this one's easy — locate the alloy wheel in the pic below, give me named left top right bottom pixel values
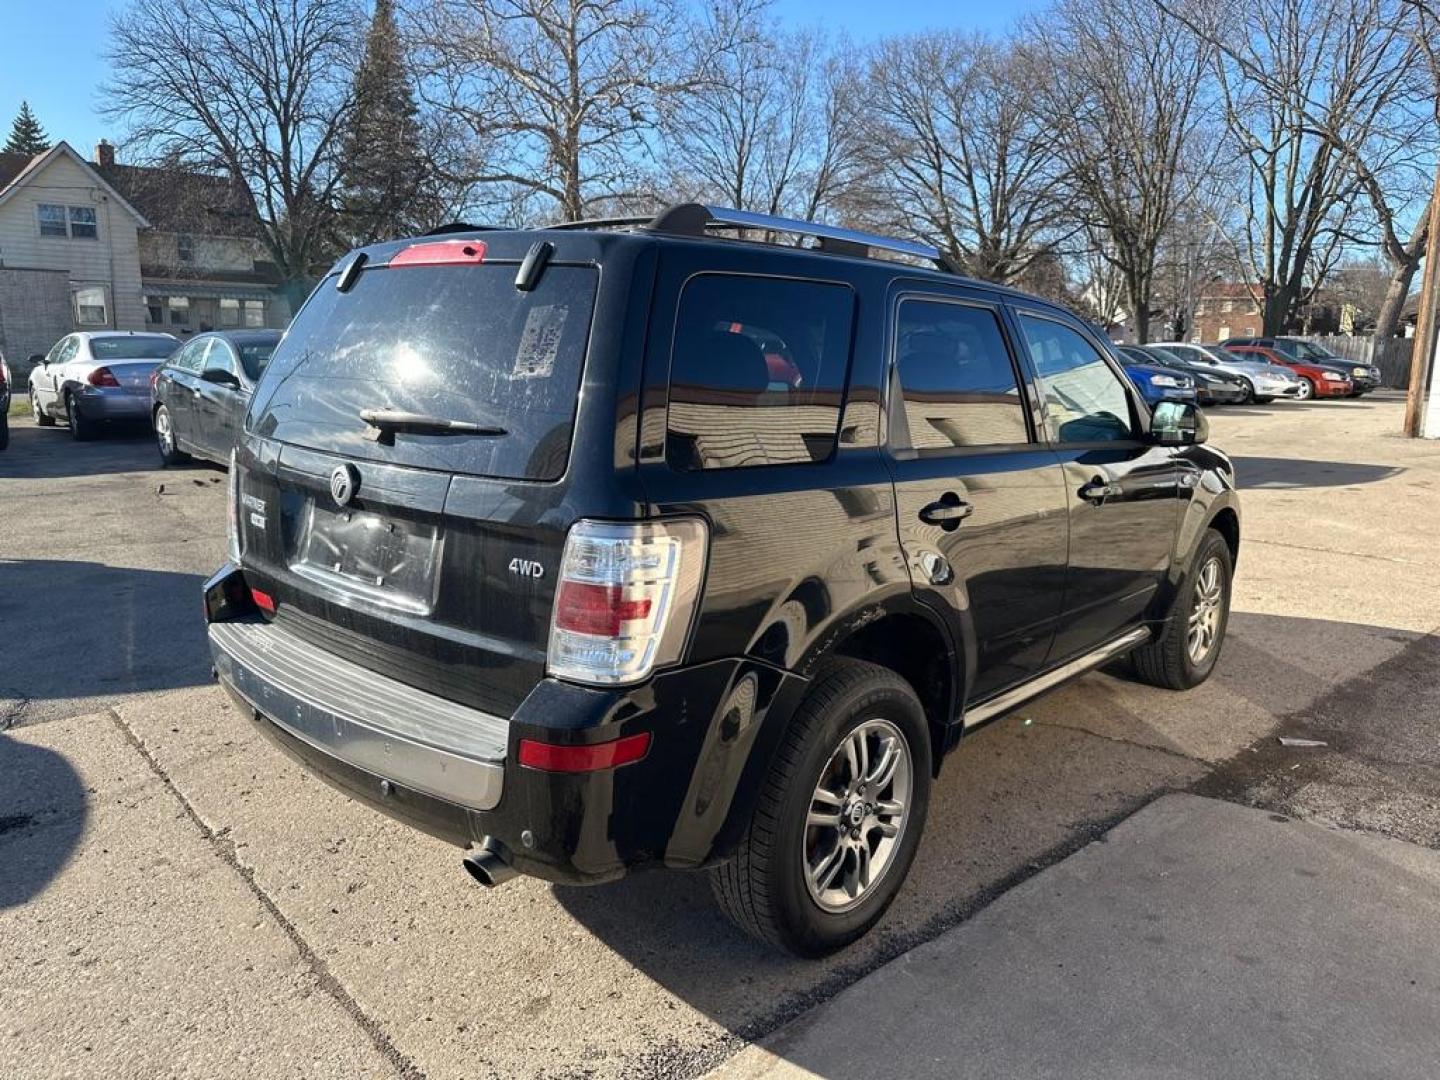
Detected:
left=155, top=407, right=174, bottom=455
left=1187, top=556, right=1224, bottom=664
left=1297, top=379, right=1314, bottom=400
left=802, top=718, right=913, bottom=913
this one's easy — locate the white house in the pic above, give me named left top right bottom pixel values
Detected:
left=0, top=142, right=149, bottom=371
left=0, top=140, right=289, bottom=379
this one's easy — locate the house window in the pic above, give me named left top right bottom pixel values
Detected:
left=243, top=300, right=265, bottom=328
left=219, top=298, right=241, bottom=327
left=145, top=296, right=164, bottom=324
left=74, top=286, right=108, bottom=326
left=38, top=203, right=68, bottom=237
left=177, top=235, right=194, bottom=263
left=69, top=206, right=98, bottom=239
left=1218, top=325, right=1231, bottom=340
left=1221, top=299, right=1234, bottom=313
left=1244, top=326, right=1256, bottom=335
left=169, top=297, right=191, bottom=326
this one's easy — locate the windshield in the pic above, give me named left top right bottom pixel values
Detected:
left=251, top=263, right=597, bottom=480
left=1292, top=341, right=1336, bottom=361
left=90, top=337, right=177, bottom=361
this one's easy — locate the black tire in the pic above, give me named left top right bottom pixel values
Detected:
left=1237, top=378, right=1254, bottom=404
left=66, top=393, right=97, bottom=441
left=1254, top=396, right=1274, bottom=404
left=153, top=404, right=189, bottom=466
left=1130, top=529, right=1233, bottom=691
left=32, top=393, right=56, bottom=427
left=0, top=413, right=8, bottom=451
left=710, top=659, right=932, bottom=957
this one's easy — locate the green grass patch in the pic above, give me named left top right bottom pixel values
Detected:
left=7, top=393, right=29, bottom=418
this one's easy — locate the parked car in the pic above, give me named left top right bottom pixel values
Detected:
left=203, top=206, right=1240, bottom=957
left=1225, top=344, right=1353, bottom=400
left=1116, top=355, right=1197, bottom=407
left=0, top=349, right=10, bottom=451
left=1222, top=336, right=1380, bottom=396
left=28, top=331, right=180, bottom=440
left=1147, top=341, right=1302, bottom=403
left=152, top=330, right=282, bottom=466
left=1118, top=345, right=1246, bottom=406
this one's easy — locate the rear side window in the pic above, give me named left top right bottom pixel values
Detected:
left=666, top=274, right=854, bottom=470
left=251, top=264, right=596, bottom=480
left=1017, top=314, right=1133, bottom=443
left=236, top=341, right=275, bottom=381
left=892, top=299, right=1028, bottom=451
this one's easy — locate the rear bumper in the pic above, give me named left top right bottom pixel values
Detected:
left=76, top=387, right=150, bottom=419
left=204, top=565, right=808, bottom=884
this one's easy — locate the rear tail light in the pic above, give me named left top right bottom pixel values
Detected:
left=149, top=368, right=160, bottom=390
left=88, top=367, right=120, bottom=387
left=225, top=450, right=242, bottom=563
left=547, top=518, right=708, bottom=686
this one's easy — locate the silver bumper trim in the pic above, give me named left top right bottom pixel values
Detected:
left=209, top=619, right=506, bottom=810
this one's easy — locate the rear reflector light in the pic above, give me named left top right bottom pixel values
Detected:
left=388, top=239, right=487, bottom=268
left=88, top=367, right=120, bottom=387
left=251, top=588, right=276, bottom=613
left=225, top=449, right=241, bottom=564
left=547, top=518, right=708, bottom=686
left=150, top=368, right=161, bottom=390
left=518, top=733, right=651, bottom=773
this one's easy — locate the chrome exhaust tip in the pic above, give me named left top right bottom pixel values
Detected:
left=462, top=840, right=517, bottom=888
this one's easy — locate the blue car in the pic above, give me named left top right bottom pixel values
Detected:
left=1118, top=358, right=1197, bottom=407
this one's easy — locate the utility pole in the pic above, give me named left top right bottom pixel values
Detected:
left=1404, top=162, right=1440, bottom=438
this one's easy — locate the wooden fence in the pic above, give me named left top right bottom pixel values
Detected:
left=1296, top=335, right=1414, bottom=389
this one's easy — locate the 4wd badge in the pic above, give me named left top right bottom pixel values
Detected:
left=508, top=557, right=545, bottom=579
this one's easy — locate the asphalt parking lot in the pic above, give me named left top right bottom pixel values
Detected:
left=3, top=392, right=1439, bottom=1079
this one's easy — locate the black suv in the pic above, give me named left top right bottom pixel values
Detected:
left=204, top=206, right=1240, bottom=956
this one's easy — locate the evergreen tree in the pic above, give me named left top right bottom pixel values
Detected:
left=338, top=0, right=436, bottom=244
left=4, top=101, right=50, bottom=157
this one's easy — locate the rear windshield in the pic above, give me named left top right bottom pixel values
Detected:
left=92, top=337, right=177, bottom=360
left=237, top=342, right=276, bottom=381
left=250, top=264, right=596, bottom=480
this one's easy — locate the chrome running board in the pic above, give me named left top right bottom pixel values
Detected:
left=962, top=626, right=1151, bottom=729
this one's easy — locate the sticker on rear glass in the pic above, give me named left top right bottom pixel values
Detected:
left=512, top=305, right=567, bottom=379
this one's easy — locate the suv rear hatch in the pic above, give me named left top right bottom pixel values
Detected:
left=237, top=245, right=600, bottom=717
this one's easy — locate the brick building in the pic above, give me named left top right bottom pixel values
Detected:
left=1188, top=282, right=1341, bottom=343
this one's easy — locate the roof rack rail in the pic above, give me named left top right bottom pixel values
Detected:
left=424, top=221, right=497, bottom=235
left=541, top=203, right=962, bottom=274
left=648, top=203, right=963, bottom=275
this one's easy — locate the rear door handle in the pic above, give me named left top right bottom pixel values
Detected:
left=1078, top=478, right=1122, bottom=504
left=919, top=498, right=973, bottom=529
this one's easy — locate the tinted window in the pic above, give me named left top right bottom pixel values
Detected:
left=207, top=341, right=238, bottom=376
left=893, top=300, right=1027, bottom=450
left=236, top=341, right=276, bottom=381
left=1018, top=315, right=1133, bottom=443
left=666, top=275, right=854, bottom=470
left=90, top=337, right=177, bottom=361
left=172, top=339, right=208, bottom=372
left=252, top=264, right=596, bottom=480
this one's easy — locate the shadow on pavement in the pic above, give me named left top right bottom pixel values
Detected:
left=0, top=412, right=161, bottom=480
left=0, top=559, right=212, bottom=725
left=0, top=734, right=87, bottom=909
left=552, top=611, right=1429, bottom=1065
left=1229, top=456, right=1403, bottom=489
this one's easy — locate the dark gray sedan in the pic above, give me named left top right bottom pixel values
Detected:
left=151, top=330, right=281, bottom=466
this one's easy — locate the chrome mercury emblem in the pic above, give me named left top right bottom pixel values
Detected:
left=330, top=464, right=359, bottom=507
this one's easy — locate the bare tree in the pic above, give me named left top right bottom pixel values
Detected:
left=105, top=0, right=358, bottom=303
left=1022, top=0, right=1213, bottom=343
left=662, top=2, right=862, bottom=222
left=1166, top=0, right=1424, bottom=335
left=409, top=0, right=690, bottom=222
left=856, top=32, right=1067, bottom=283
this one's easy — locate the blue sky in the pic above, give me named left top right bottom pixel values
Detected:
left=0, top=0, right=1042, bottom=157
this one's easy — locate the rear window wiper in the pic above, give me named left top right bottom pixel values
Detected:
left=359, top=408, right=508, bottom=445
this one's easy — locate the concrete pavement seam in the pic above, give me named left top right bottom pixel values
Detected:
left=1245, top=536, right=1428, bottom=567
left=1033, top=718, right=1209, bottom=765
left=105, top=705, right=426, bottom=1080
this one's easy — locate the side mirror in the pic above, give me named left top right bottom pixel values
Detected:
left=1150, top=400, right=1207, bottom=446
left=29, top=354, right=46, bottom=366
left=201, top=367, right=242, bottom=389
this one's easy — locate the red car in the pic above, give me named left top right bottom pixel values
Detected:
left=1227, top=344, right=1352, bottom=400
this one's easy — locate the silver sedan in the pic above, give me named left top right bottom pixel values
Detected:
left=28, top=331, right=180, bottom=440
